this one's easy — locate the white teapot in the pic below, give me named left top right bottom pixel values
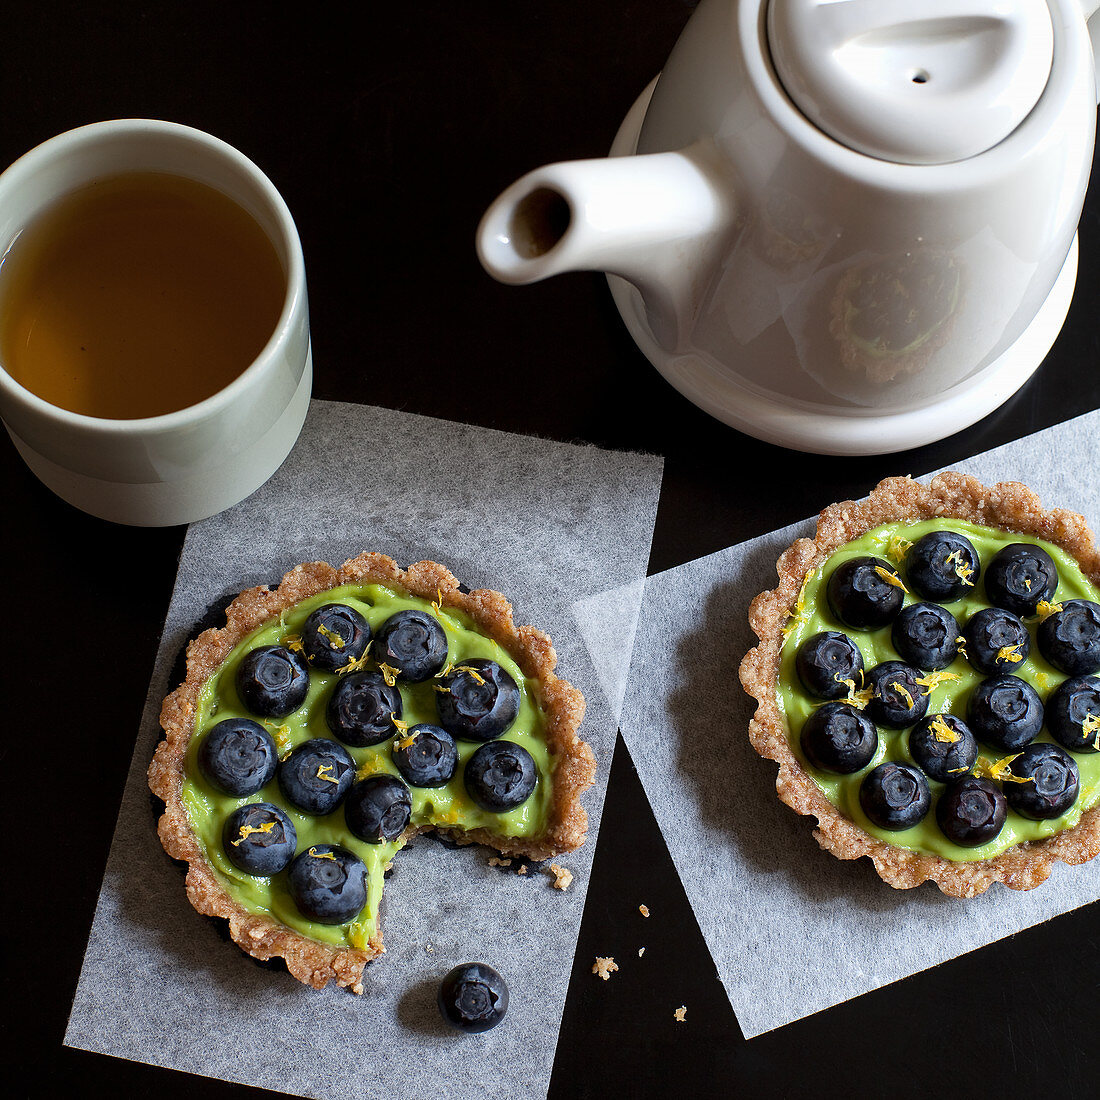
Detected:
left=477, top=0, right=1100, bottom=454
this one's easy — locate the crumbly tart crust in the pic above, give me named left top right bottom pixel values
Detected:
left=149, top=553, right=593, bottom=992
left=739, top=473, right=1100, bottom=898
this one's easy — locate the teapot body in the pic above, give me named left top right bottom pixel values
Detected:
left=632, top=0, right=1097, bottom=409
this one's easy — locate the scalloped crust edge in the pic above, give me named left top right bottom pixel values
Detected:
left=738, top=473, right=1100, bottom=898
left=148, top=553, right=594, bottom=992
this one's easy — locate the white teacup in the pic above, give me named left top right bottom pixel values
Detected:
left=0, top=119, right=311, bottom=526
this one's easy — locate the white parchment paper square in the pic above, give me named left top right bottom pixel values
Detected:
left=589, top=410, right=1100, bottom=1039
left=64, top=399, right=662, bottom=1098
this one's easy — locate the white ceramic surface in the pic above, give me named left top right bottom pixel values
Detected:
left=0, top=120, right=311, bottom=526
left=477, top=0, right=1100, bottom=453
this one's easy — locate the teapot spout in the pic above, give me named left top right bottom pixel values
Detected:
left=476, top=146, right=732, bottom=351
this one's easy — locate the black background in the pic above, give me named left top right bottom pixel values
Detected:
left=2, top=3, right=1097, bottom=1097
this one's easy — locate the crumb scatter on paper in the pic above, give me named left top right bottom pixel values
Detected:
left=592, top=957, right=619, bottom=981
left=548, top=863, right=573, bottom=890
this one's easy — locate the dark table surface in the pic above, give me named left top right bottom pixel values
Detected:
left=3, top=3, right=1098, bottom=1097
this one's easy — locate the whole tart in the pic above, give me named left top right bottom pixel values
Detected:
left=149, top=552, right=593, bottom=992
left=740, top=473, right=1100, bottom=897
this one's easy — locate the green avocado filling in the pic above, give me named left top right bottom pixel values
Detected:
left=778, top=520, right=1100, bottom=862
left=181, top=584, right=554, bottom=949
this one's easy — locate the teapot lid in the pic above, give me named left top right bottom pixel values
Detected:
left=767, top=0, right=1054, bottom=165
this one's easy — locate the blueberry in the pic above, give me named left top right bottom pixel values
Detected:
left=437, top=962, right=509, bottom=1033
left=301, top=603, right=371, bottom=672
left=935, top=777, right=1007, bottom=846
left=344, top=774, right=412, bottom=843
left=859, top=761, right=930, bottom=830
left=374, top=609, right=449, bottom=682
left=437, top=659, right=520, bottom=741
left=1037, top=600, right=1100, bottom=676
left=799, top=703, right=877, bottom=774
left=198, top=717, right=278, bottom=796
left=826, top=556, right=905, bottom=630
left=1004, top=743, right=1080, bottom=820
left=286, top=844, right=368, bottom=924
left=222, top=802, right=297, bottom=875
left=277, top=737, right=355, bottom=815
left=905, top=531, right=980, bottom=603
left=464, top=740, right=537, bottom=812
left=967, top=675, right=1044, bottom=751
left=891, top=603, right=960, bottom=671
left=1046, top=676, right=1100, bottom=753
left=962, top=607, right=1030, bottom=675
left=392, top=723, right=459, bottom=786
left=235, top=644, right=310, bottom=717
left=984, top=543, right=1058, bottom=617
left=327, top=671, right=403, bottom=747
left=908, top=714, right=978, bottom=782
left=795, top=631, right=864, bottom=699
left=864, top=661, right=929, bottom=728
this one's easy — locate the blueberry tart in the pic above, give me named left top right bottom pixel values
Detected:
left=740, top=474, right=1100, bottom=897
left=149, top=553, right=593, bottom=991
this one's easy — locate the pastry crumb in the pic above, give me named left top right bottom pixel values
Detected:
left=673, top=1005, right=687, bottom=1023
left=638, top=904, right=650, bottom=918
left=548, top=863, right=573, bottom=890
left=638, top=947, right=646, bottom=957
left=425, top=944, right=434, bottom=954
left=517, top=864, right=527, bottom=875
left=488, top=857, right=512, bottom=867
left=592, top=957, right=619, bottom=981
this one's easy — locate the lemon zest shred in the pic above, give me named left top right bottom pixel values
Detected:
left=431, top=587, right=444, bottom=615
left=1024, top=577, right=1032, bottom=591
left=944, top=549, right=975, bottom=586
left=231, top=821, right=276, bottom=846
left=782, top=574, right=813, bottom=638
left=914, top=670, right=961, bottom=694
left=955, top=635, right=968, bottom=660
left=308, top=847, right=338, bottom=861
left=339, top=650, right=372, bottom=675
left=391, top=714, right=409, bottom=732
left=315, top=763, right=340, bottom=785
left=1081, top=712, right=1100, bottom=749
left=379, top=661, right=400, bottom=687
left=284, top=633, right=305, bottom=654
left=832, top=673, right=872, bottom=709
left=889, top=681, right=915, bottom=709
left=885, top=534, right=913, bottom=565
left=452, top=664, right=487, bottom=685
left=929, top=715, right=960, bottom=744
left=996, top=644, right=1024, bottom=665
left=316, top=623, right=345, bottom=650
left=873, top=566, right=908, bottom=593
left=974, top=754, right=1033, bottom=784
left=355, top=756, right=386, bottom=780
left=395, top=731, right=418, bottom=750
left=1036, top=600, right=1064, bottom=622
left=264, top=722, right=293, bottom=758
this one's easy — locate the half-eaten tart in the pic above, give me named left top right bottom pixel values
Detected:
left=149, top=553, right=594, bottom=992
left=740, top=473, right=1100, bottom=898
